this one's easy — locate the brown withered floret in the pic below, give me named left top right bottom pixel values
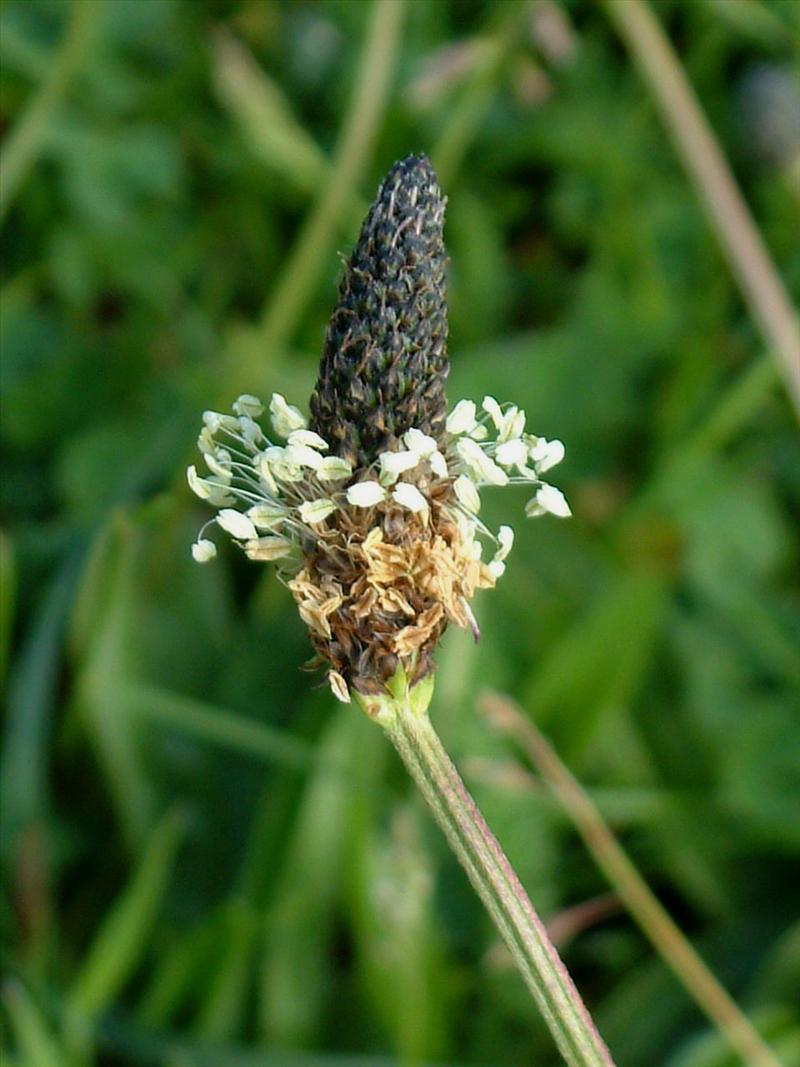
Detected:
left=296, top=153, right=464, bottom=692
left=287, top=463, right=494, bottom=694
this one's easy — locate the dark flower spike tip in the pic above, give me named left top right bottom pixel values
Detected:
left=309, top=154, right=449, bottom=469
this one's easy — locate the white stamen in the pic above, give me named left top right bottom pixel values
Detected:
left=187, top=465, right=234, bottom=506
left=232, top=394, right=264, bottom=418
left=530, top=437, right=565, bottom=473
left=329, top=671, right=351, bottom=704
left=187, top=464, right=209, bottom=499
left=197, top=427, right=216, bottom=455
left=262, top=446, right=303, bottom=483
left=482, top=396, right=504, bottom=429
left=273, top=463, right=304, bottom=484
left=317, top=456, right=353, bottom=481
left=463, top=599, right=481, bottom=642
left=392, top=482, right=428, bottom=513
left=497, top=406, right=525, bottom=442
left=244, top=536, right=294, bottom=561
left=247, top=503, right=287, bottom=530
left=404, top=428, right=438, bottom=457
left=288, top=429, right=329, bottom=451
left=457, top=438, right=509, bottom=486
left=495, top=525, right=514, bottom=561
left=269, top=393, right=306, bottom=438
left=379, top=449, right=420, bottom=483
left=284, top=444, right=323, bottom=470
left=299, top=499, right=337, bottom=524
left=515, top=464, right=539, bottom=481
left=495, top=439, right=528, bottom=468
left=454, top=474, right=481, bottom=513
left=238, top=415, right=264, bottom=449
left=529, top=483, right=571, bottom=518
left=446, top=399, right=477, bottom=435
left=454, top=510, right=476, bottom=545
left=204, top=449, right=233, bottom=480
left=488, top=560, right=506, bottom=579
left=203, top=411, right=239, bottom=434
left=217, top=509, right=258, bottom=540
left=429, top=450, right=448, bottom=478
left=192, top=539, right=217, bottom=563
left=346, top=481, right=386, bottom=507
left=256, top=454, right=279, bottom=494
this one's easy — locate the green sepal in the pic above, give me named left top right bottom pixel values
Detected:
left=352, top=662, right=435, bottom=727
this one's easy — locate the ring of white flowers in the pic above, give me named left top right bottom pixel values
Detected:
left=188, top=392, right=571, bottom=574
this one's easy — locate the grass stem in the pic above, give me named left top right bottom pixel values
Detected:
left=252, top=0, right=405, bottom=372
left=605, top=0, right=800, bottom=416
left=431, top=2, right=524, bottom=187
left=480, top=691, right=782, bottom=1067
left=0, top=0, right=95, bottom=227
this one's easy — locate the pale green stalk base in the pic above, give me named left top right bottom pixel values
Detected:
left=356, top=675, right=614, bottom=1067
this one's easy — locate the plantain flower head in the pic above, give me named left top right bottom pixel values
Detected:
left=187, top=155, right=569, bottom=708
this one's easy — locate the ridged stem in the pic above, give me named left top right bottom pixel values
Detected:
left=382, top=698, right=615, bottom=1067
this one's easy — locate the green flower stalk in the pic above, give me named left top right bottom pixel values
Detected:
left=186, top=155, right=612, bottom=1067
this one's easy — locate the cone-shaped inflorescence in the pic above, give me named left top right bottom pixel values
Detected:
left=309, top=154, right=449, bottom=469
left=189, top=154, right=572, bottom=700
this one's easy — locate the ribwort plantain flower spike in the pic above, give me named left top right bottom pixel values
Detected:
left=310, top=154, right=449, bottom=467
left=187, top=155, right=570, bottom=708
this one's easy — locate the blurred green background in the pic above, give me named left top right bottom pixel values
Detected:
left=2, top=1, right=799, bottom=1065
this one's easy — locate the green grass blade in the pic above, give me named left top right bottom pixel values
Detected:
left=2, top=981, right=66, bottom=1067
left=211, top=27, right=363, bottom=223
left=65, top=808, right=185, bottom=1025
left=482, top=692, right=783, bottom=1067
left=1, top=549, right=83, bottom=851
left=0, top=0, right=95, bottom=225
left=123, top=682, right=314, bottom=770
left=0, top=528, right=15, bottom=684
left=259, top=708, right=372, bottom=1045
left=72, top=516, right=157, bottom=845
